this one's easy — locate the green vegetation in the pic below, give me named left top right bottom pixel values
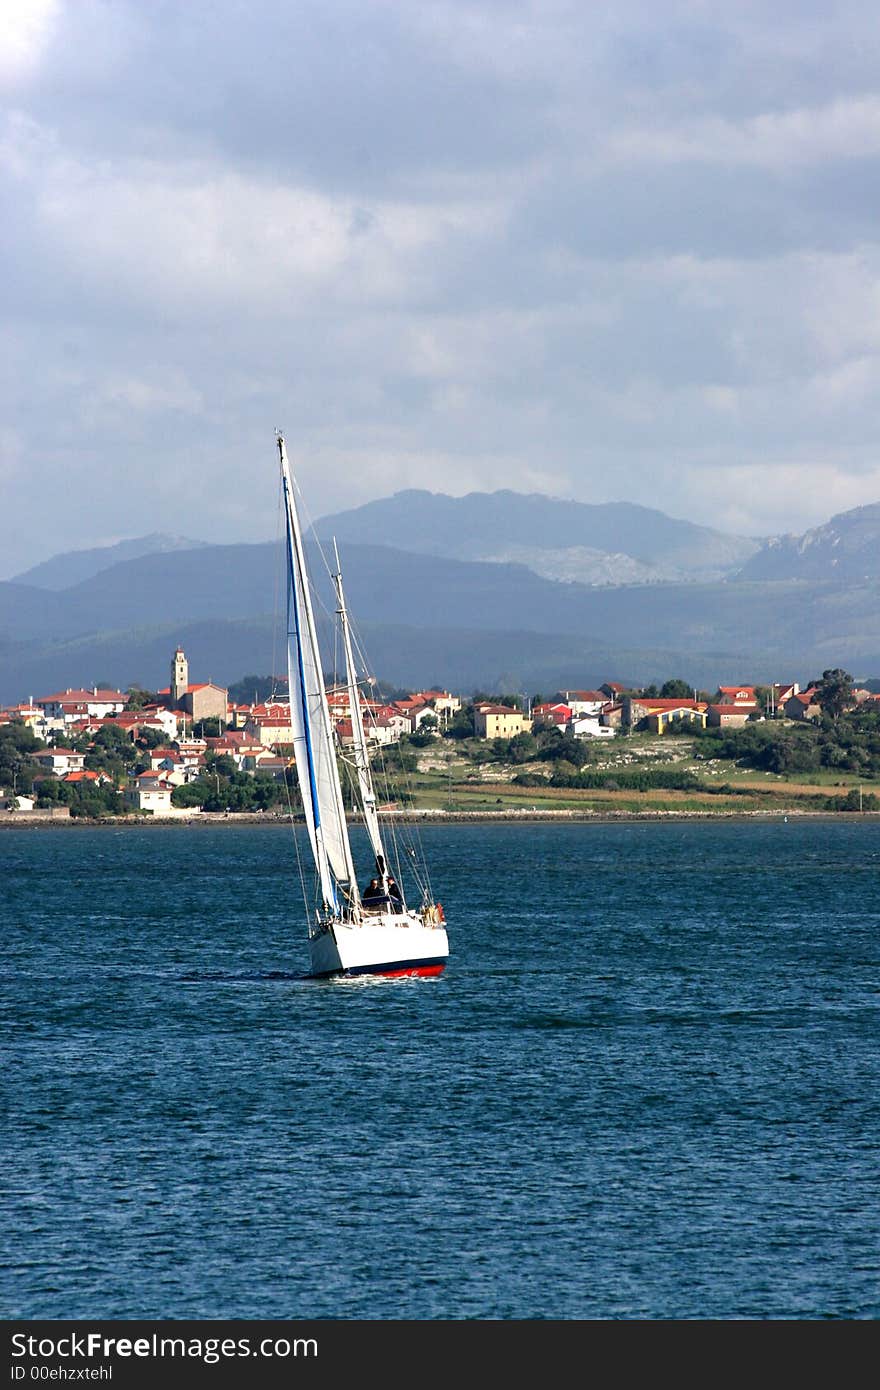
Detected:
left=811, top=668, right=857, bottom=721
left=370, top=698, right=880, bottom=815
left=0, top=722, right=43, bottom=796
left=170, top=769, right=289, bottom=813
left=690, top=705, right=880, bottom=778
left=124, top=686, right=159, bottom=709
left=226, top=674, right=288, bottom=705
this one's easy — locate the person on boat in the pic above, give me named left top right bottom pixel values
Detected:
left=362, top=877, right=383, bottom=909
left=388, top=876, right=403, bottom=905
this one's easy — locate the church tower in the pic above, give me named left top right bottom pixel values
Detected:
left=171, top=646, right=189, bottom=705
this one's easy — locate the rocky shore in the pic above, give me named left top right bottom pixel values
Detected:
left=3, top=806, right=877, bottom=828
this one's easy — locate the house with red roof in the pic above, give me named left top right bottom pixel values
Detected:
left=147, top=751, right=191, bottom=785
left=532, top=702, right=572, bottom=727
left=245, top=713, right=295, bottom=748
left=371, top=707, right=409, bottom=741
left=625, top=696, right=708, bottom=731
left=252, top=755, right=292, bottom=780
left=715, top=685, right=758, bottom=705
left=769, top=682, right=799, bottom=709
left=417, top=690, right=461, bottom=718
left=2, top=703, right=46, bottom=729
left=555, top=690, right=608, bottom=715
left=62, top=769, right=114, bottom=788
left=33, top=748, right=87, bottom=775
left=473, top=705, right=531, bottom=739
left=406, top=703, right=440, bottom=731
left=37, top=688, right=127, bottom=720
left=600, top=703, right=624, bottom=728
left=123, top=770, right=186, bottom=815
left=206, top=731, right=267, bottom=766
left=784, top=689, right=821, bottom=721
left=172, top=739, right=207, bottom=766
left=707, top=703, right=758, bottom=728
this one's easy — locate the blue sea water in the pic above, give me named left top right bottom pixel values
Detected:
left=1, top=818, right=878, bottom=1320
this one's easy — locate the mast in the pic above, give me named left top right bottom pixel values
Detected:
left=277, top=434, right=359, bottom=914
left=332, top=541, right=386, bottom=874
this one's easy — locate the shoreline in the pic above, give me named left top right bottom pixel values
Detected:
left=2, top=807, right=879, bottom=829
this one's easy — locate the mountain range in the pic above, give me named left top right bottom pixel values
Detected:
left=736, top=503, right=880, bottom=582
left=1, top=493, right=878, bottom=703
left=13, top=533, right=208, bottom=591
left=314, top=490, right=761, bottom=585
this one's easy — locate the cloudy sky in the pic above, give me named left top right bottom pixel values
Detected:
left=3, top=0, right=880, bottom=578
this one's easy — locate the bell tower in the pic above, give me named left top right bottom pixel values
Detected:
left=171, top=646, right=189, bottom=704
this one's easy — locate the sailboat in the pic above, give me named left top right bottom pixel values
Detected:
left=277, top=433, right=450, bottom=979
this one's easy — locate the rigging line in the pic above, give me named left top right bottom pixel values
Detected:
left=367, top=723, right=431, bottom=903
left=292, top=474, right=338, bottom=583
left=348, top=652, right=432, bottom=901
left=283, top=762, right=314, bottom=930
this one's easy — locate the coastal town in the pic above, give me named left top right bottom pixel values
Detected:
left=2, top=644, right=878, bottom=820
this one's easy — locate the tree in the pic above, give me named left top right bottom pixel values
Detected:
left=0, top=722, right=43, bottom=795
left=409, top=714, right=438, bottom=747
left=136, top=727, right=166, bottom=750
left=444, top=707, right=475, bottom=740
left=754, top=685, right=773, bottom=715
left=227, top=674, right=289, bottom=705
left=195, top=717, right=223, bottom=738
left=171, top=779, right=213, bottom=809
left=507, top=731, right=537, bottom=764
left=541, top=731, right=590, bottom=768
left=813, top=669, right=855, bottom=721
left=125, top=687, right=159, bottom=710
left=660, top=678, right=692, bottom=699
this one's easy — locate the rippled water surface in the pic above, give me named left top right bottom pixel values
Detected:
left=2, top=819, right=879, bottom=1318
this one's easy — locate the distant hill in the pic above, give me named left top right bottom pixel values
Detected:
left=1, top=533, right=879, bottom=703
left=2, top=491, right=879, bottom=704
left=314, top=489, right=761, bottom=584
left=0, top=618, right=768, bottom=709
left=12, top=533, right=208, bottom=590
left=737, top=503, right=880, bottom=581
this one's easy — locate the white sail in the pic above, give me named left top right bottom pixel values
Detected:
left=275, top=431, right=449, bottom=979
left=278, top=435, right=358, bottom=911
left=333, top=548, right=385, bottom=870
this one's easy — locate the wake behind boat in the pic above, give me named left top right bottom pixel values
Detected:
left=277, top=433, right=449, bottom=979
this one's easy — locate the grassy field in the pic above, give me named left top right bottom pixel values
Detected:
left=381, top=733, right=875, bottom=814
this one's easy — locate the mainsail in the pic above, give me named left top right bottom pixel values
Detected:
left=278, top=434, right=358, bottom=911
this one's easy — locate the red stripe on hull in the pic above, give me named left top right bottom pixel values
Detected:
left=313, top=957, right=447, bottom=981
left=378, top=963, right=445, bottom=978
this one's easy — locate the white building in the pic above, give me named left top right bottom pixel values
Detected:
left=570, top=716, right=615, bottom=739
left=37, top=688, right=128, bottom=720
left=124, top=773, right=178, bottom=815
left=33, top=748, right=87, bottom=775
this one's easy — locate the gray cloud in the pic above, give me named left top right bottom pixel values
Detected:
left=3, top=0, right=880, bottom=576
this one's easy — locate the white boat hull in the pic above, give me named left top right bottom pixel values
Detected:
left=308, top=911, right=449, bottom=978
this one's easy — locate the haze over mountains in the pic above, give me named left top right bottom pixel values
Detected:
left=736, top=503, right=880, bottom=582
left=13, top=534, right=208, bottom=591
left=315, top=490, right=761, bottom=585
left=2, top=491, right=878, bottom=704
